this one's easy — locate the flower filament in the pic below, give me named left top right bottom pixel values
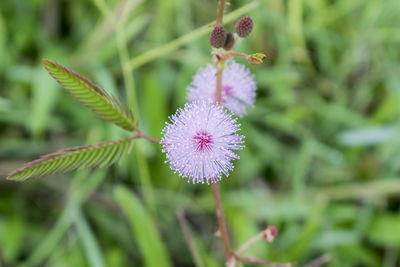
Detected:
left=193, top=130, right=213, bottom=152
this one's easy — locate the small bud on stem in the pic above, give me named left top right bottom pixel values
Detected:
left=263, top=225, right=278, bottom=242
left=235, top=16, right=253, bottom=37
left=248, top=53, right=266, bottom=65
left=210, top=25, right=226, bottom=48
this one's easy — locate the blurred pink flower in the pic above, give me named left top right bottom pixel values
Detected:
left=187, top=61, right=256, bottom=117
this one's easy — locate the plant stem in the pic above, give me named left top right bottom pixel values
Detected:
left=141, top=135, right=160, bottom=144
left=210, top=1, right=233, bottom=263
left=222, top=52, right=249, bottom=61
left=216, top=0, right=226, bottom=25
left=211, top=183, right=232, bottom=260
left=235, top=230, right=265, bottom=255
left=215, top=65, right=223, bottom=104
left=214, top=0, right=227, bottom=104
left=136, top=131, right=160, bottom=144
left=235, top=255, right=292, bottom=267
left=304, top=254, right=331, bottom=267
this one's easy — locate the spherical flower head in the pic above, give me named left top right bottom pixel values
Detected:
left=210, top=25, right=226, bottom=48
left=235, top=16, right=253, bottom=37
left=161, top=101, right=244, bottom=184
left=187, top=61, right=256, bottom=117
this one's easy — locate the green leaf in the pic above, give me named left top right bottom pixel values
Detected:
left=368, top=214, right=400, bottom=247
left=43, top=58, right=136, bottom=131
left=6, top=137, right=134, bottom=181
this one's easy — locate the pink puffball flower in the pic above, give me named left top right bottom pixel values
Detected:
left=161, top=101, right=244, bottom=184
left=187, top=61, right=256, bottom=117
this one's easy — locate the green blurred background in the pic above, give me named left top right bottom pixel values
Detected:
left=1, top=0, right=400, bottom=266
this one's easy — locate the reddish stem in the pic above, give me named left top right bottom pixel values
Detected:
left=216, top=0, right=226, bottom=26
left=211, top=183, right=232, bottom=260
left=235, top=231, right=265, bottom=255
left=222, top=52, right=249, bottom=61
left=235, top=255, right=292, bottom=267
left=215, top=66, right=223, bottom=104
left=136, top=131, right=160, bottom=144
left=211, top=1, right=233, bottom=264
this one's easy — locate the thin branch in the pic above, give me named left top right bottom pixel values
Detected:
left=226, top=256, right=236, bottom=267
left=211, top=183, right=232, bottom=260
left=221, top=52, right=249, bottom=61
left=236, top=255, right=293, bottom=267
left=235, top=225, right=277, bottom=255
left=215, top=66, right=223, bottom=104
left=176, top=209, right=205, bottom=267
left=136, top=131, right=160, bottom=144
left=304, top=254, right=331, bottom=267
left=235, top=231, right=265, bottom=255
left=211, top=1, right=232, bottom=263
left=216, top=0, right=226, bottom=25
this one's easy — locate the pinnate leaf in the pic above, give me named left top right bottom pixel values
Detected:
left=7, top=138, right=135, bottom=181
left=43, top=58, right=136, bottom=131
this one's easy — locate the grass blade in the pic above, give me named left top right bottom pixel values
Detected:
left=22, top=170, right=106, bottom=267
left=75, top=208, right=106, bottom=267
left=114, top=185, right=172, bottom=267
left=126, top=1, right=259, bottom=70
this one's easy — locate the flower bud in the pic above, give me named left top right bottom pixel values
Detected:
left=248, top=53, right=266, bottom=65
left=235, top=16, right=253, bottom=37
left=263, top=225, right=278, bottom=242
left=210, top=25, right=226, bottom=48
left=223, top=32, right=235, bottom=50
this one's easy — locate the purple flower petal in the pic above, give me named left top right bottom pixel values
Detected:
left=161, top=101, right=244, bottom=184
